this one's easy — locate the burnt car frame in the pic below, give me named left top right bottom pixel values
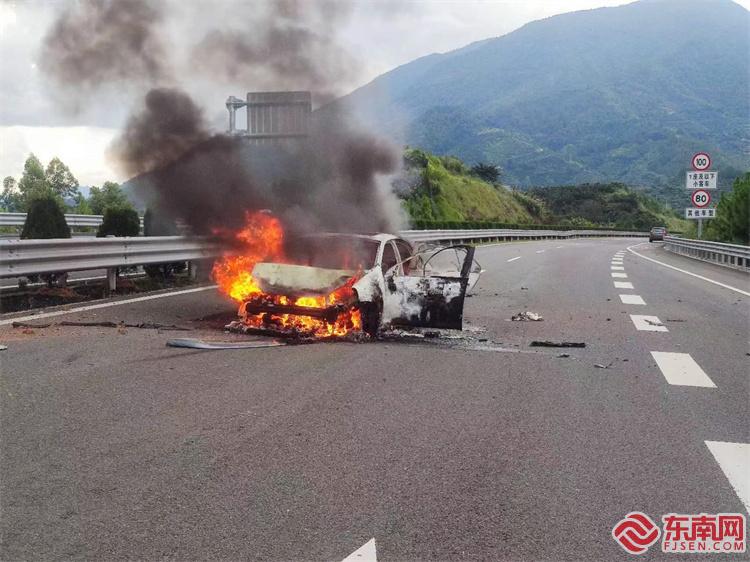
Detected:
left=245, top=233, right=482, bottom=336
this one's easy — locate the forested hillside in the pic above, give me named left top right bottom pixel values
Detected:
left=335, top=0, right=749, bottom=190
left=395, top=149, right=689, bottom=232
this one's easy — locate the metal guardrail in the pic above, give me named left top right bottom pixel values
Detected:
left=401, top=228, right=647, bottom=243
left=663, top=236, right=750, bottom=272
left=0, top=229, right=647, bottom=280
left=0, top=236, right=219, bottom=279
left=0, top=212, right=106, bottom=228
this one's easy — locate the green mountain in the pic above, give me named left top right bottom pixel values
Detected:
left=337, top=0, right=749, bottom=190
left=397, top=148, right=690, bottom=232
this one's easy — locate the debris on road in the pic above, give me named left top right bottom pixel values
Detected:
left=645, top=318, right=665, bottom=327
left=530, top=341, right=586, bottom=348
left=511, top=311, right=543, bottom=321
left=594, top=362, right=613, bottom=369
left=0, top=344, right=7, bottom=351
left=166, top=338, right=285, bottom=350
left=557, top=353, right=570, bottom=358
left=11, top=321, right=52, bottom=329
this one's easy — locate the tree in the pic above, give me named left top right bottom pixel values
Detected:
left=21, top=194, right=71, bottom=239
left=705, top=173, right=750, bottom=244
left=72, top=192, right=92, bottom=214
left=1, top=176, right=23, bottom=212
left=45, top=157, right=80, bottom=199
left=470, top=163, right=501, bottom=185
left=97, top=207, right=140, bottom=237
left=88, top=181, right=131, bottom=214
left=17, top=154, right=51, bottom=203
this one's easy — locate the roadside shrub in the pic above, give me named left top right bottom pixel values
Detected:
left=440, top=155, right=468, bottom=175
left=403, top=148, right=429, bottom=169
left=21, top=194, right=71, bottom=239
left=97, top=207, right=140, bottom=237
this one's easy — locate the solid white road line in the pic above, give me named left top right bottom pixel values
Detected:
left=507, top=256, right=521, bottom=262
left=705, top=441, right=750, bottom=514
left=628, top=243, right=750, bottom=297
left=620, top=294, right=646, bottom=305
left=614, top=281, right=634, bottom=289
left=611, top=272, right=628, bottom=278
left=0, top=285, right=219, bottom=326
left=342, top=539, right=377, bottom=562
left=630, top=315, right=668, bottom=332
left=611, top=266, right=625, bottom=271
left=651, top=352, right=716, bottom=387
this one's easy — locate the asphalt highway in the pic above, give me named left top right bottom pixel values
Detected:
left=1, top=238, right=748, bottom=561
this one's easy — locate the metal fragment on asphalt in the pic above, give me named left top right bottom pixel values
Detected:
left=530, top=341, right=586, bottom=348
left=511, top=311, right=543, bottom=321
left=166, top=338, right=286, bottom=350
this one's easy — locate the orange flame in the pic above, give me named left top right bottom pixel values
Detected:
left=212, top=211, right=285, bottom=301
left=212, top=211, right=362, bottom=338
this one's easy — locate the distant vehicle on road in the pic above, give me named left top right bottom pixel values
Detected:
left=649, top=226, right=667, bottom=242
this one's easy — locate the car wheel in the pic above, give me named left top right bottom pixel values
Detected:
left=359, top=301, right=381, bottom=337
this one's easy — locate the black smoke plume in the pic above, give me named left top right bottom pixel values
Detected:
left=192, top=1, right=356, bottom=103
left=40, top=0, right=403, bottom=244
left=40, top=0, right=171, bottom=92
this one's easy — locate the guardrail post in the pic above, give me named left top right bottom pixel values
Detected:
left=106, top=268, right=117, bottom=293
left=187, top=260, right=198, bottom=280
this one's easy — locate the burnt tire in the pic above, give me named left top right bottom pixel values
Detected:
left=359, top=302, right=381, bottom=337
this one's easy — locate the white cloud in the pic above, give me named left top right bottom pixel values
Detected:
left=0, top=126, right=121, bottom=186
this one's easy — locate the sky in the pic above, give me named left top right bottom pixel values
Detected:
left=1, top=0, right=748, bottom=187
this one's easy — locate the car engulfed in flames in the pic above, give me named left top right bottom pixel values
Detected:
left=212, top=211, right=481, bottom=339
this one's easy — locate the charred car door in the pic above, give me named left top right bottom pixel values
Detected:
left=381, top=244, right=477, bottom=330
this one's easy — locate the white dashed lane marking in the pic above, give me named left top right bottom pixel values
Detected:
left=630, top=315, right=668, bottom=332
left=0, top=285, right=219, bottom=326
left=536, top=250, right=545, bottom=254
left=507, top=256, right=521, bottom=262
left=342, top=539, right=377, bottom=562
left=614, top=281, right=634, bottom=289
left=651, top=352, right=715, bottom=387
left=705, top=441, right=750, bottom=514
left=611, top=266, right=624, bottom=271
left=620, top=294, right=646, bottom=305
left=611, top=272, right=628, bottom=278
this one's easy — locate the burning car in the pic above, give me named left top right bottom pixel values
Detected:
left=212, top=212, right=481, bottom=339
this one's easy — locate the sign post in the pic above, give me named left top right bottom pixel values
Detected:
left=686, top=153, right=717, bottom=239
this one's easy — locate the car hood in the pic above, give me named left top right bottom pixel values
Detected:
left=251, top=262, right=359, bottom=297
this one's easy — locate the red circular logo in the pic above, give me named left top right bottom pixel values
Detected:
left=692, top=152, right=711, bottom=171
left=612, top=512, right=661, bottom=554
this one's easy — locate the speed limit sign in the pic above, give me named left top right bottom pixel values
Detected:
left=692, top=152, right=711, bottom=171
left=692, top=189, right=711, bottom=207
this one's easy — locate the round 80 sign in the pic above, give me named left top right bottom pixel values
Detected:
left=692, top=189, right=711, bottom=208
